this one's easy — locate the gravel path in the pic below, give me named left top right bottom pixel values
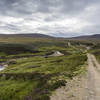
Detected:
left=50, top=53, right=100, bottom=100
left=87, top=54, right=100, bottom=100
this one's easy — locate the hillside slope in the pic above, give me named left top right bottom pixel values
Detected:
left=0, top=33, right=53, bottom=38
left=71, top=34, right=100, bottom=40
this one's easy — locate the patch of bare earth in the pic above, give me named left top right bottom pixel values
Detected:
left=51, top=54, right=100, bottom=100
left=87, top=54, right=100, bottom=100
left=50, top=75, right=88, bottom=100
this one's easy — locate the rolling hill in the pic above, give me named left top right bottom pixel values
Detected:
left=71, top=34, right=100, bottom=40
left=0, top=33, right=53, bottom=38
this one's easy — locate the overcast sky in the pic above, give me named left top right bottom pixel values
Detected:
left=0, top=0, right=100, bottom=37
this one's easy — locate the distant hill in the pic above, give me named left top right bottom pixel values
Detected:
left=71, top=34, right=100, bottom=40
left=1, top=33, right=100, bottom=40
left=0, top=33, right=54, bottom=38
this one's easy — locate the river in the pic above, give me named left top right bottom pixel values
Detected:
left=0, top=66, right=5, bottom=71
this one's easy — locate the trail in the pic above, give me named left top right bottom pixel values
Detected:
left=87, top=54, right=100, bottom=100
left=51, top=54, right=100, bottom=100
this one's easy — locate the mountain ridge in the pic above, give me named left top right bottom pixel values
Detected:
left=0, top=33, right=100, bottom=40
left=70, top=34, right=100, bottom=40
left=0, top=33, right=54, bottom=38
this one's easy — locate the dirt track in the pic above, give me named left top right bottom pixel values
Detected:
left=87, top=54, right=100, bottom=100
left=51, top=54, right=100, bottom=100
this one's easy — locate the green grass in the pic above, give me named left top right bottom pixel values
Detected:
left=0, top=79, right=37, bottom=100
left=0, top=53, right=87, bottom=100
left=0, top=39, right=87, bottom=100
left=1, top=54, right=87, bottom=74
left=89, top=43, right=100, bottom=62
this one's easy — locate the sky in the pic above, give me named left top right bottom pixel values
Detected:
left=0, top=0, right=100, bottom=37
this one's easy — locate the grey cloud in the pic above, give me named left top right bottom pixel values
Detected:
left=0, top=24, right=20, bottom=31
left=0, top=0, right=99, bottom=17
left=82, top=24, right=100, bottom=34
left=0, top=0, right=100, bottom=36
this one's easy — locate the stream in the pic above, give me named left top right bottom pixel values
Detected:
left=0, top=66, right=5, bottom=71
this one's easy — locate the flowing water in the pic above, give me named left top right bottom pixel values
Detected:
left=0, top=66, right=5, bottom=71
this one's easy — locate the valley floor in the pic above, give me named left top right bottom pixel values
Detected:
left=51, top=53, right=100, bottom=100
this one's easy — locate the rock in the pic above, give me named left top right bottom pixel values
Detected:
left=50, top=51, right=64, bottom=57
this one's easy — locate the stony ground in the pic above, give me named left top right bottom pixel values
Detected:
left=50, top=73, right=88, bottom=100
left=51, top=53, right=100, bottom=100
